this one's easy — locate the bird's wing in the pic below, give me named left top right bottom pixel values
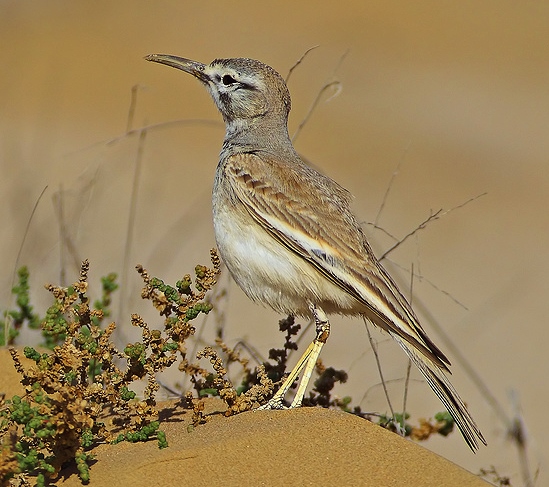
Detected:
left=223, top=151, right=486, bottom=450
left=222, top=151, right=449, bottom=368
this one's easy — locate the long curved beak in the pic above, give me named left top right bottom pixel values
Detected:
left=144, top=54, right=209, bottom=83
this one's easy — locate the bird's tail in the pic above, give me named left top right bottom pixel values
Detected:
left=390, top=334, right=486, bottom=451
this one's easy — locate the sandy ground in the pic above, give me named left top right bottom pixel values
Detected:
left=0, top=350, right=490, bottom=486
left=2, top=2, right=548, bottom=486
left=56, top=407, right=492, bottom=487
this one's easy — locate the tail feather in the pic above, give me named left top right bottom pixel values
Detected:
left=391, top=334, right=486, bottom=451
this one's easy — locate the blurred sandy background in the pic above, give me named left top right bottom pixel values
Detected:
left=1, top=1, right=548, bottom=485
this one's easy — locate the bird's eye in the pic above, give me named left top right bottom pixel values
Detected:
left=222, top=74, right=237, bottom=85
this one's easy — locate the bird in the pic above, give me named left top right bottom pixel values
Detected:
left=145, top=53, right=486, bottom=451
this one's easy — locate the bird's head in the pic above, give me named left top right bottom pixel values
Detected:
left=145, top=54, right=291, bottom=128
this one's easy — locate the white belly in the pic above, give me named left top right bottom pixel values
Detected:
left=212, top=204, right=359, bottom=317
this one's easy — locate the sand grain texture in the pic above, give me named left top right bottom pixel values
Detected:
left=55, top=404, right=490, bottom=487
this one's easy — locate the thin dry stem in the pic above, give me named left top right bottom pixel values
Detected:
left=285, top=45, right=320, bottom=83
left=379, top=192, right=487, bottom=261
left=374, top=143, right=410, bottom=227
left=292, top=50, right=348, bottom=143
left=363, top=319, right=395, bottom=421
left=119, top=128, right=148, bottom=324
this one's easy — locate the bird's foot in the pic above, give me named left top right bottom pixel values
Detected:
left=256, top=398, right=287, bottom=410
left=256, top=396, right=303, bottom=410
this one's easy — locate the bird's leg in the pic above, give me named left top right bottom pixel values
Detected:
left=291, top=305, right=330, bottom=407
left=257, top=305, right=330, bottom=410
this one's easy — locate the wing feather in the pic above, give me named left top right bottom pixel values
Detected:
left=222, top=151, right=449, bottom=368
left=219, top=150, right=486, bottom=449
